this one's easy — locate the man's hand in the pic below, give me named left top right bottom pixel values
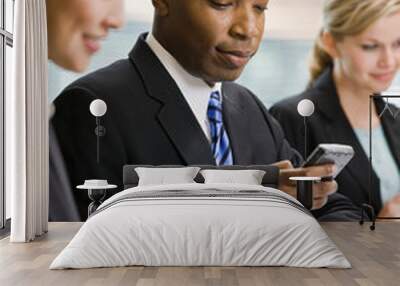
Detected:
left=378, top=194, right=400, bottom=217
left=273, top=160, right=338, bottom=210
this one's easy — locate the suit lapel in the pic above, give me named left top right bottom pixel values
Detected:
left=221, top=83, right=250, bottom=164
left=129, top=34, right=214, bottom=165
left=313, top=70, right=379, bottom=204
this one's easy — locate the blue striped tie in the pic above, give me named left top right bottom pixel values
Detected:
left=207, top=91, right=233, bottom=165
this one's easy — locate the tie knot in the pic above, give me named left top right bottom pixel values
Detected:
left=207, top=91, right=223, bottom=121
left=209, top=91, right=221, bottom=104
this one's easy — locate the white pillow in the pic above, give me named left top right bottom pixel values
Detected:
left=200, top=169, right=266, bottom=185
left=135, top=167, right=200, bottom=186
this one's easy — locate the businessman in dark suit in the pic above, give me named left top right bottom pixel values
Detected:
left=51, top=0, right=357, bottom=221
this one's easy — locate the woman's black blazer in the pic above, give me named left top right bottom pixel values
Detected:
left=270, top=68, right=400, bottom=214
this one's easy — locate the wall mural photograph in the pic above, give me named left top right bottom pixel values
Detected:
left=2, top=0, right=400, bottom=285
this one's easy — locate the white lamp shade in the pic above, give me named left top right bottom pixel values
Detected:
left=89, top=99, right=107, bottom=117
left=297, top=99, right=315, bottom=117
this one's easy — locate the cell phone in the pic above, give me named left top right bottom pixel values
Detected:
left=302, top=144, right=355, bottom=179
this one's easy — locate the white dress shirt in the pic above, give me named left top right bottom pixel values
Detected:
left=145, top=33, right=222, bottom=142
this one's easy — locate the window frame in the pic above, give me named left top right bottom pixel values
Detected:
left=1, top=0, right=14, bottom=231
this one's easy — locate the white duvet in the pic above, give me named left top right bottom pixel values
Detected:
left=50, top=183, right=351, bottom=269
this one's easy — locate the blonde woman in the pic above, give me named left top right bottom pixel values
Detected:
left=271, top=0, right=400, bottom=218
left=46, top=0, right=124, bottom=72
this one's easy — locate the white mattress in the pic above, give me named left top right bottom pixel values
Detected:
left=50, top=183, right=351, bottom=269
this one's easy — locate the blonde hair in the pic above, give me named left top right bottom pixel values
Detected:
left=309, top=0, right=400, bottom=85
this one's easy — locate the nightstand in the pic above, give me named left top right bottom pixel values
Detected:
left=77, top=180, right=117, bottom=217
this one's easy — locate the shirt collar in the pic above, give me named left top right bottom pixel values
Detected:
left=145, top=33, right=222, bottom=99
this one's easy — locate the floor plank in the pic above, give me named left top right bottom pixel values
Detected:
left=0, top=222, right=399, bottom=286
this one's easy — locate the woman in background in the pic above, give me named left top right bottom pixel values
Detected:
left=46, top=0, right=124, bottom=221
left=271, top=0, right=400, bottom=218
left=46, top=0, right=124, bottom=72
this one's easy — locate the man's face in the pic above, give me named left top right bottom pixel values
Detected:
left=158, top=0, right=268, bottom=84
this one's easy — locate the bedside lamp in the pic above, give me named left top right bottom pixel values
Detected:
left=290, top=99, right=317, bottom=210
left=297, top=99, right=315, bottom=158
left=89, top=99, right=107, bottom=163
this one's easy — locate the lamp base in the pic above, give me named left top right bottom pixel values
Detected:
left=87, top=189, right=107, bottom=217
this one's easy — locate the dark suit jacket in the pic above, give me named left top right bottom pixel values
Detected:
left=49, top=123, right=80, bottom=221
left=270, top=68, right=400, bottom=215
left=51, top=34, right=360, bottom=221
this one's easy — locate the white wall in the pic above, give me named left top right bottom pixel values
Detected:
left=265, top=0, right=324, bottom=39
left=124, top=0, right=153, bottom=23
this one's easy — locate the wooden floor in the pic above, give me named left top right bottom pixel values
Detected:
left=1, top=222, right=399, bottom=286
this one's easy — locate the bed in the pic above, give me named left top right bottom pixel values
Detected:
left=50, top=165, right=351, bottom=269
